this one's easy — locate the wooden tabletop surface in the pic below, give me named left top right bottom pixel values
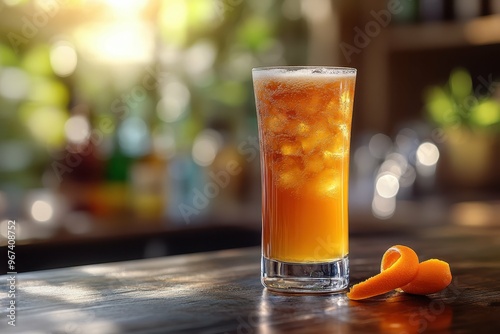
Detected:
left=1, top=225, right=500, bottom=333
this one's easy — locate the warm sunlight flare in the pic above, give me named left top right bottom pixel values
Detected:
left=75, top=22, right=154, bottom=64
left=101, top=0, right=148, bottom=14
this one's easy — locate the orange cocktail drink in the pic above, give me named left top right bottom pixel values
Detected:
left=252, top=67, right=356, bottom=293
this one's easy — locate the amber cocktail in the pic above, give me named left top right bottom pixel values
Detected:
left=252, top=67, right=356, bottom=293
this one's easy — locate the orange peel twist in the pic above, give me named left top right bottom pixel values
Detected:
left=347, top=245, right=452, bottom=300
left=399, top=259, right=452, bottom=295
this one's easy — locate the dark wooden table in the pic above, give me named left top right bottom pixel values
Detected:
left=2, top=225, right=500, bottom=333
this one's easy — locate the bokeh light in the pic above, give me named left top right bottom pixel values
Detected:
left=183, top=40, right=217, bottom=78
left=0, top=67, right=30, bottom=100
left=416, top=142, right=440, bottom=178
left=376, top=174, right=400, bottom=199
left=31, top=200, right=54, bottom=223
left=416, top=142, right=440, bottom=167
left=192, top=129, right=223, bottom=167
left=157, top=80, right=190, bottom=123
left=118, top=117, right=151, bottom=157
left=50, top=41, right=78, bottom=77
left=64, top=115, right=91, bottom=145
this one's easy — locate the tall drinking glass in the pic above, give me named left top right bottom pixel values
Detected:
left=252, top=67, right=356, bottom=293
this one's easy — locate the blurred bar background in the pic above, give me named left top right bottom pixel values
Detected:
left=0, top=0, right=499, bottom=272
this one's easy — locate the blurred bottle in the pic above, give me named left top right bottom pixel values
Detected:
left=166, top=153, right=205, bottom=225
left=88, top=139, right=131, bottom=222
left=209, top=140, right=246, bottom=220
left=129, top=154, right=167, bottom=224
left=454, top=0, right=482, bottom=20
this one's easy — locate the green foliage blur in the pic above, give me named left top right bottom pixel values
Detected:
left=424, top=68, right=500, bottom=132
left=0, top=0, right=308, bottom=189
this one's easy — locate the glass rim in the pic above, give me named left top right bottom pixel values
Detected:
left=252, top=66, right=356, bottom=74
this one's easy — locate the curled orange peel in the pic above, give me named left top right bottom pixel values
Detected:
left=347, top=245, right=452, bottom=300
left=347, top=245, right=419, bottom=300
left=399, top=259, right=452, bottom=295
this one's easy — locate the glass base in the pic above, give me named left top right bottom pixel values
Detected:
left=261, top=256, right=349, bottom=294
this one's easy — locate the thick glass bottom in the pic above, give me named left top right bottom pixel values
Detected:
left=261, top=256, right=349, bottom=294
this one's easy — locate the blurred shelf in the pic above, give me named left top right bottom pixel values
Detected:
left=389, top=14, right=500, bottom=52
left=0, top=223, right=261, bottom=273
left=0, top=214, right=261, bottom=247
left=352, top=6, right=500, bottom=135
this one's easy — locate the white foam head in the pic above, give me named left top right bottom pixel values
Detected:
left=252, top=67, right=356, bottom=80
